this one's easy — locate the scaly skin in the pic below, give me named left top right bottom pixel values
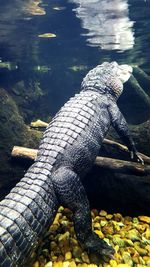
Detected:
left=0, top=62, right=142, bottom=266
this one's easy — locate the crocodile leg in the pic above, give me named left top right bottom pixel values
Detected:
left=51, top=166, right=114, bottom=257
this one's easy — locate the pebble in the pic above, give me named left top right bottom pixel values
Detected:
left=44, top=262, right=53, bottom=267
left=81, top=252, right=90, bottom=263
left=31, top=206, right=150, bottom=267
left=138, top=216, right=150, bottom=224
left=126, top=229, right=141, bottom=241
left=117, top=264, right=131, bottom=267
left=122, top=252, right=133, bottom=266
left=62, top=261, right=70, bottom=267
left=109, top=259, right=118, bottom=267
left=99, top=210, right=107, bottom=217
left=94, top=229, right=105, bottom=239
left=65, top=252, right=72, bottom=260
left=32, top=261, right=40, bottom=267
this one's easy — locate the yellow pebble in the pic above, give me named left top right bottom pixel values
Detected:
left=51, top=255, right=57, bottom=261
left=44, top=261, right=53, bottom=267
left=93, top=216, right=100, bottom=222
left=113, top=213, right=122, bottom=222
left=32, top=261, right=40, bottom=267
left=144, top=228, right=150, bottom=239
left=74, top=257, right=82, bottom=263
left=94, top=222, right=101, bottom=229
left=54, top=213, right=62, bottom=224
left=117, top=265, right=131, bottom=267
left=94, top=230, right=104, bottom=239
left=134, top=242, right=148, bottom=256
left=109, top=259, right=118, bottom=267
left=138, top=216, right=150, bottom=224
left=81, top=252, right=90, bottom=263
left=114, top=245, right=119, bottom=252
left=103, top=264, right=111, bottom=267
left=62, top=261, right=70, bottom=267
left=69, top=261, right=77, bottom=267
left=145, top=245, right=150, bottom=253
left=114, top=252, right=122, bottom=263
left=65, top=252, right=72, bottom=260
left=58, top=206, right=64, bottom=212
left=143, top=255, right=150, bottom=261
left=100, top=220, right=107, bottom=227
left=106, top=214, right=113, bottom=220
left=99, top=210, right=107, bottom=217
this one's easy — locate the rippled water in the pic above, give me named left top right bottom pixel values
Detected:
left=0, top=0, right=150, bottom=195
left=0, top=0, right=149, bottom=116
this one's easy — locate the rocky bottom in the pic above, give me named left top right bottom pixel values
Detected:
left=32, top=207, right=150, bottom=267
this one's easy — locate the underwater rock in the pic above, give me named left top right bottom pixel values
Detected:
left=0, top=87, right=42, bottom=193
left=11, top=80, right=44, bottom=122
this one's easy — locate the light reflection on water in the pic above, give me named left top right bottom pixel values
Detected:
left=69, top=0, right=135, bottom=51
left=0, top=0, right=149, bottom=121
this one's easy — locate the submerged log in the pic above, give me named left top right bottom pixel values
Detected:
left=103, top=138, right=150, bottom=163
left=95, top=157, right=150, bottom=176
left=11, top=144, right=150, bottom=176
left=12, top=146, right=37, bottom=160
left=133, top=66, right=150, bottom=84
left=129, top=75, right=150, bottom=107
left=12, top=138, right=150, bottom=164
left=30, top=119, right=49, bottom=129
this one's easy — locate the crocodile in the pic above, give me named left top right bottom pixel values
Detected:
left=0, top=61, right=143, bottom=267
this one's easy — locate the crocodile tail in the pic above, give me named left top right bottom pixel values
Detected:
left=0, top=163, right=58, bottom=267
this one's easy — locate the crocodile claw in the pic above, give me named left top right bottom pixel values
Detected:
left=83, top=233, right=115, bottom=258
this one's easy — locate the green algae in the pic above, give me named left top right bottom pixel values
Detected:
left=0, top=87, right=42, bottom=193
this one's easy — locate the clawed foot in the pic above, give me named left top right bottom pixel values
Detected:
left=83, top=233, right=115, bottom=259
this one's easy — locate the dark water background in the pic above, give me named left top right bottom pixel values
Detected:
left=0, top=0, right=150, bottom=200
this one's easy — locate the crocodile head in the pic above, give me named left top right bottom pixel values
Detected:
left=109, top=61, right=133, bottom=83
left=81, top=61, right=133, bottom=99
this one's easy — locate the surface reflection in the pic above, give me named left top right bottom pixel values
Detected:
left=70, top=0, right=134, bottom=51
left=0, top=0, right=44, bottom=60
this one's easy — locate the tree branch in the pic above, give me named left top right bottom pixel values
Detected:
left=95, top=156, right=150, bottom=176
left=11, top=144, right=150, bottom=176
left=103, top=138, right=150, bottom=164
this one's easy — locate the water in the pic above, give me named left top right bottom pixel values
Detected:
left=0, top=0, right=150, bottom=196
